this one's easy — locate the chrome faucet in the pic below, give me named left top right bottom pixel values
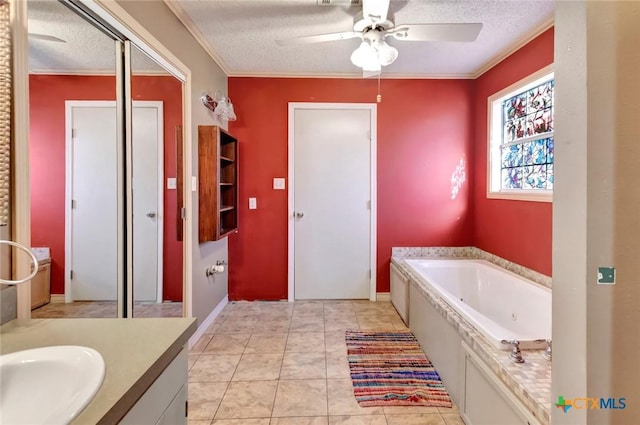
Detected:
left=501, top=339, right=525, bottom=363
left=535, top=339, right=552, bottom=361
left=543, top=339, right=552, bottom=361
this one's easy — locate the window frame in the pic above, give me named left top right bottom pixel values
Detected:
left=487, top=64, right=554, bottom=203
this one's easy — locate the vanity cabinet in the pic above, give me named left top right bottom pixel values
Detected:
left=120, top=349, right=187, bottom=425
left=198, top=125, right=238, bottom=242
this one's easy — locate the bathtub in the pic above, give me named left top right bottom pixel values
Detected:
left=403, top=259, right=551, bottom=350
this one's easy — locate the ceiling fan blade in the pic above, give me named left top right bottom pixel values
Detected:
left=362, top=0, right=390, bottom=24
left=28, top=33, right=66, bottom=43
left=390, top=23, right=483, bottom=42
left=276, top=31, right=360, bottom=46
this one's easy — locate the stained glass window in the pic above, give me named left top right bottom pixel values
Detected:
left=499, top=78, right=554, bottom=191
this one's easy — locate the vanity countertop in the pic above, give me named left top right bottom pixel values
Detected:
left=0, top=317, right=197, bottom=424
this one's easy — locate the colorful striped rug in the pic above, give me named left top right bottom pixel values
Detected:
left=345, top=330, right=452, bottom=407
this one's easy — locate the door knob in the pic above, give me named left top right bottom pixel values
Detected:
left=146, top=212, right=156, bottom=218
left=295, top=211, right=304, bottom=219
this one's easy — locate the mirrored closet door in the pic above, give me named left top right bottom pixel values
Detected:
left=26, top=0, right=185, bottom=319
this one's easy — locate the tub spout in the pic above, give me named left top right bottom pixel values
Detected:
left=501, top=339, right=525, bottom=363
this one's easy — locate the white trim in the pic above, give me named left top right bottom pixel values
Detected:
left=28, top=68, right=172, bottom=77
left=228, top=71, right=476, bottom=79
left=473, top=17, right=555, bottom=79
left=376, top=292, right=391, bottom=302
left=124, top=40, right=134, bottom=317
left=287, top=102, right=377, bottom=302
left=182, top=76, right=194, bottom=319
left=188, top=295, right=228, bottom=349
left=486, top=64, right=554, bottom=203
left=12, top=0, right=33, bottom=319
left=115, top=39, right=125, bottom=318
left=50, top=294, right=66, bottom=304
left=162, top=0, right=230, bottom=76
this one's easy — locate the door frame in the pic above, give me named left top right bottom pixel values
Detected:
left=287, top=102, right=377, bottom=302
left=64, top=100, right=164, bottom=303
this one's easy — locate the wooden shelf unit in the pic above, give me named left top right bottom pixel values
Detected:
left=198, top=125, right=238, bottom=242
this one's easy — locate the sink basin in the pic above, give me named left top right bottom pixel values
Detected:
left=0, top=345, right=105, bottom=425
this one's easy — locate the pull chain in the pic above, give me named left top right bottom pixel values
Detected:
left=376, top=74, right=382, bottom=103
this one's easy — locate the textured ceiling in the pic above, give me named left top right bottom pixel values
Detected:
left=28, top=0, right=167, bottom=74
left=171, top=0, right=555, bottom=78
left=27, top=0, right=554, bottom=78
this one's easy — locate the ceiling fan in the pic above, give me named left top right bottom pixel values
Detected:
left=276, top=0, right=482, bottom=75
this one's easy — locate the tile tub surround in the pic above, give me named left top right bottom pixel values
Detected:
left=391, top=246, right=552, bottom=289
left=188, top=300, right=465, bottom=424
left=0, top=317, right=197, bottom=424
left=391, top=256, right=551, bottom=424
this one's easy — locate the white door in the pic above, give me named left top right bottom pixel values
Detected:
left=291, top=105, right=375, bottom=300
left=66, top=101, right=162, bottom=302
left=132, top=102, right=163, bottom=302
left=68, top=104, right=118, bottom=300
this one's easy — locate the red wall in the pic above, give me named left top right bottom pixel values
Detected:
left=29, top=75, right=184, bottom=300
left=473, top=28, right=554, bottom=276
left=228, top=78, right=475, bottom=300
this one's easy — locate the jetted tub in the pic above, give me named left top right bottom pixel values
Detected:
left=403, top=259, right=551, bottom=350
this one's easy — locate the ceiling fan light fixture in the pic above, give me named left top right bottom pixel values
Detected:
left=350, top=40, right=377, bottom=68
left=376, top=40, right=398, bottom=66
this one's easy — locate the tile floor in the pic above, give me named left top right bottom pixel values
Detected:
left=188, top=300, right=464, bottom=425
left=31, top=301, right=183, bottom=318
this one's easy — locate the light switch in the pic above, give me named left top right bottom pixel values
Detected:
left=191, top=176, right=197, bottom=192
left=249, top=197, right=257, bottom=209
left=167, top=177, right=177, bottom=190
left=273, top=178, right=286, bottom=190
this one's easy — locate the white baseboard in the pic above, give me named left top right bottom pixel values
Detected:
left=50, top=294, right=65, bottom=304
left=188, top=295, right=228, bottom=349
left=376, top=292, right=391, bottom=301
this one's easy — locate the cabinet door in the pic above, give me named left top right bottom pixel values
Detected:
left=120, top=349, right=187, bottom=425
left=156, top=385, right=187, bottom=425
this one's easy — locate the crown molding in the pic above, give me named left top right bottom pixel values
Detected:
left=28, top=68, right=171, bottom=76
left=227, top=71, right=476, bottom=79
left=472, top=16, right=555, bottom=79
left=163, top=0, right=231, bottom=75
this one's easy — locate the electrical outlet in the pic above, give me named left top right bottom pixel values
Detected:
left=167, top=177, right=177, bottom=189
left=249, top=197, right=257, bottom=209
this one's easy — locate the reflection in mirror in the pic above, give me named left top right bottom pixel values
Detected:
left=130, top=43, right=184, bottom=318
left=0, top=0, right=17, bottom=325
left=28, top=0, right=120, bottom=318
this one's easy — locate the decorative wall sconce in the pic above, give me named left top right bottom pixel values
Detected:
left=201, top=91, right=237, bottom=121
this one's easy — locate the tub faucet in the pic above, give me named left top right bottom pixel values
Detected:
left=501, top=339, right=525, bottom=363
left=534, top=339, right=552, bottom=361
left=543, top=339, right=552, bottom=361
